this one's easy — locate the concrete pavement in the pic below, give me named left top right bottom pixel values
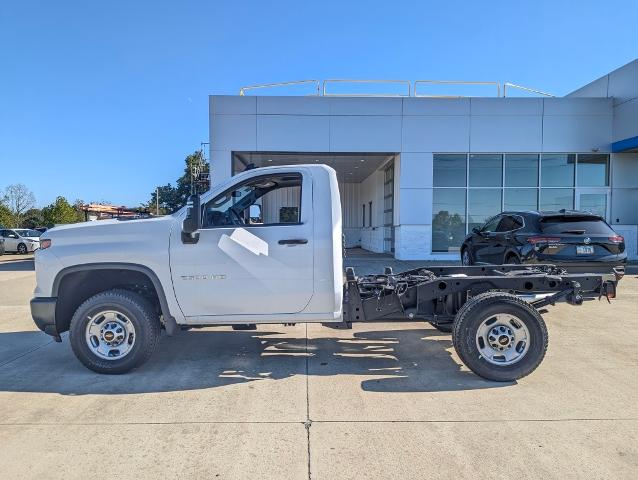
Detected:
left=0, top=253, right=636, bottom=479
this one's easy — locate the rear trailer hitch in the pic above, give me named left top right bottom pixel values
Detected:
left=340, top=264, right=618, bottom=382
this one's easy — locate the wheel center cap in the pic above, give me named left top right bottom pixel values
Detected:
left=498, top=335, right=510, bottom=346
left=104, top=331, right=115, bottom=341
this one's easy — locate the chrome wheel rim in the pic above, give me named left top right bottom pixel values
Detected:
left=85, top=310, right=136, bottom=360
left=462, top=250, right=471, bottom=265
left=475, top=314, right=530, bottom=366
left=18, top=244, right=26, bottom=254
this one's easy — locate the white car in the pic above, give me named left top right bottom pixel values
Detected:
left=0, top=228, right=41, bottom=254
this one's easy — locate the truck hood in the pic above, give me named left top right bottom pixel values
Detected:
left=42, top=216, right=176, bottom=266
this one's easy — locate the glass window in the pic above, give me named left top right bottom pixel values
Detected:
left=505, top=154, right=538, bottom=187
left=577, top=154, right=609, bottom=187
left=579, top=193, right=607, bottom=219
left=482, top=215, right=502, bottom=232
left=362, top=205, right=365, bottom=227
left=540, top=216, right=614, bottom=235
left=540, top=188, right=574, bottom=211
left=433, top=154, right=467, bottom=187
left=432, top=189, right=466, bottom=252
left=468, top=189, right=502, bottom=232
left=203, top=174, right=302, bottom=227
left=368, top=201, right=372, bottom=227
left=497, top=215, right=523, bottom=232
left=541, top=154, right=575, bottom=187
left=504, top=188, right=538, bottom=211
left=469, top=154, right=502, bottom=187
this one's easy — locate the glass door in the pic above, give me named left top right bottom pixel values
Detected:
left=575, top=189, right=610, bottom=220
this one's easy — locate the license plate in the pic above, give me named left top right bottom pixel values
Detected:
left=576, top=245, right=594, bottom=255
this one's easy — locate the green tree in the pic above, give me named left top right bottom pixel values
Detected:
left=42, top=196, right=81, bottom=226
left=21, top=208, right=45, bottom=229
left=148, top=151, right=210, bottom=214
left=1, top=183, right=36, bottom=227
left=0, top=203, right=12, bottom=227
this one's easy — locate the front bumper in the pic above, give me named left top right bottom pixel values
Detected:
left=30, top=297, right=61, bottom=341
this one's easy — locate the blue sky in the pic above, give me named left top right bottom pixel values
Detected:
left=1, top=0, right=637, bottom=207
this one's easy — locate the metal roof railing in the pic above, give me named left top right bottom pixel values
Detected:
left=238, top=79, right=554, bottom=98
left=503, top=82, right=555, bottom=97
left=322, top=79, right=411, bottom=97
left=414, top=80, right=501, bottom=97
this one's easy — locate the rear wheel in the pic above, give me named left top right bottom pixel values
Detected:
left=461, top=247, right=473, bottom=266
left=452, top=292, right=548, bottom=381
left=69, top=289, right=160, bottom=374
left=17, top=243, right=27, bottom=255
left=504, top=254, right=520, bottom=264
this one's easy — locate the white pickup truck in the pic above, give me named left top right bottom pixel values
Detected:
left=31, top=165, right=618, bottom=381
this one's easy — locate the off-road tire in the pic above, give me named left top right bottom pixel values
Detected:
left=69, top=289, right=160, bottom=374
left=452, top=291, right=548, bottom=382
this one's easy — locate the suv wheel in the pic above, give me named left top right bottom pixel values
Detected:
left=17, top=243, right=27, bottom=255
left=69, top=289, right=161, bottom=374
left=461, top=248, right=473, bottom=266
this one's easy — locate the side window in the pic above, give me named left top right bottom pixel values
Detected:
left=482, top=215, right=502, bottom=232
left=203, top=173, right=302, bottom=228
left=496, top=215, right=523, bottom=232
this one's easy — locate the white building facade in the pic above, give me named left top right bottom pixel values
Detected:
left=209, top=60, right=638, bottom=260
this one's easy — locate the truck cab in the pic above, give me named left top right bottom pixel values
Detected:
left=31, top=165, right=343, bottom=373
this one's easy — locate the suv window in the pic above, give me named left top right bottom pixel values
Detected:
left=203, top=173, right=302, bottom=228
left=482, top=215, right=502, bottom=232
left=540, top=216, right=614, bottom=235
left=496, top=215, right=523, bottom=232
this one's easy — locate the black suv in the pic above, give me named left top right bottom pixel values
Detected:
left=460, top=210, right=626, bottom=274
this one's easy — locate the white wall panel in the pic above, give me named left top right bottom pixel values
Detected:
left=399, top=188, right=432, bottom=225
left=607, top=59, right=638, bottom=105
left=612, top=98, right=638, bottom=142
left=330, top=116, right=401, bottom=152
left=402, top=116, right=470, bottom=152
left=567, top=76, right=609, bottom=98
left=210, top=150, right=232, bottom=186
left=211, top=115, right=256, bottom=151
left=399, top=153, right=433, bottom=189
left=210, top=96, right=256, bottom=115
left=403, top=98, right=470, bottom=116
left=542, top=115, right=612, bottom=152
left=256, top=115, right=329, bottom=151
left=471, top=115, right=542, bottom=152
left=471, top=98, right=543, bottom=116
left=338, top=182, right=361, bottom=228
left=256, top=96, right=330, bottom=115
left=611, top=154, right=638, bottom=188
left=329, top=97, right=402, bottom=115
left=394, top=225, right=431, bottom=260
left=543, top=98, right=612, bottom=116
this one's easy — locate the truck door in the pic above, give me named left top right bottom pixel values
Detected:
left=169, top=171, right=314, bottom=317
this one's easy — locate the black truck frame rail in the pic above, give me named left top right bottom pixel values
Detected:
left=341, top=264, right=618, bottom=328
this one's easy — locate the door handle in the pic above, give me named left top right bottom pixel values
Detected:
left=278, top=239, right=308, bottom=245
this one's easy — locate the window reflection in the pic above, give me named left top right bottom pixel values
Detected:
left=577, top=154, right=609, bottom=187
left=433, top=154, right=466, bottom=187
left=469, top=154, right=502, bottom=187
left=505, top=154, right=538, bottom=187
left=541, top=154, right=575, bottom=187
left=432, top=189, right=466, bottom=252
left=540, top=188, right=574, bottom=211
left=468, top=189, right=502, bottom=232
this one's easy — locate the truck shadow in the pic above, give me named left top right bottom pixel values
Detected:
left=0, top=328, right=513, bottom=395
left=0, top=258, right=35, bottom=271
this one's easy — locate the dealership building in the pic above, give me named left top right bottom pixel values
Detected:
left=209, top=59, right=638, bottom=260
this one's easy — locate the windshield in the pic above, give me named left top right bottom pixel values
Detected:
left=15, top=229, right=42, bottom=237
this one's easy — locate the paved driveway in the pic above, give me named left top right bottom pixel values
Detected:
left=0, top=254, right=637, bottom=479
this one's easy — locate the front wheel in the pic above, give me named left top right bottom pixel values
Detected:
left=452, top=291, right=548, bottom=381
left=69, top=289, right=161, bottom=374
left=17, top=243, right=27, bottom=255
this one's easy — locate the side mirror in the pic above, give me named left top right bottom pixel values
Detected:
left=248, top=204, right=262, bottom=224
left=182, top=194, right=201, bottom=244
left=472, top=227, right=481, bottom=235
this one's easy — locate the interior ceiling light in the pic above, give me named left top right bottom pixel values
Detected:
left=360, top=159, right=365, bottom=162
left=267, top=159, right=273, bottom=162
